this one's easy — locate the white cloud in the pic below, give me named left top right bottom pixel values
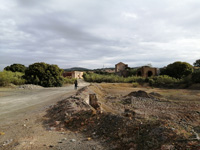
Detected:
left=122, top=12, right=138, bottom=19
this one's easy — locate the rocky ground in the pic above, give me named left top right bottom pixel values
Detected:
left=0, top=83, right=200, bottom=150
left=43, top=83, right=200, bottom=150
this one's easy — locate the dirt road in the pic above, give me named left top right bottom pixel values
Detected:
left=0, top=79, right=89, bottom=124
left=0, top=80, right=105, bottom=150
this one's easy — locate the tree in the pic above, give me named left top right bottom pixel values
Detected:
left=193, top=59, right=200, bottom=67
left=126, top=67, right=137, bottom=76
left=160, top=61, right=193, bottom=79
left=4, top=64, right=26, bottom=73
left=24, top=62, right=64, bottom=87
left=192, top=70, right=200, bottom=83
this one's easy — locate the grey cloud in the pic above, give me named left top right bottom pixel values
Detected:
left=1, top=0, right=200, bottom=70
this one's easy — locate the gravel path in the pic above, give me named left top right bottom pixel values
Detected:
left=0, top=79, right=89, bottom=124
left=0, top=80, right=104, bottom=150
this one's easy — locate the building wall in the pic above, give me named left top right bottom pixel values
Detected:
left=63, top=72, right=73, bottom=78
left=115, top=63, right=128, bottom=72
left=115, top=62, right=128, bottom=76
left=72, top=71, right=84, bottom=79
left=137, top=66, right=157, bottom=78
left=63, top=71, right=84, bottom=79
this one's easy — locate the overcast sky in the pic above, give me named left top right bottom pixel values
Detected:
left=1, top=0, right=200, bottom=70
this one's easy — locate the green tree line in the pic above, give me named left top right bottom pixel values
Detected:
left=1, top=59, right=200, bottom=87
left=1, top=62, right=74, bottom=87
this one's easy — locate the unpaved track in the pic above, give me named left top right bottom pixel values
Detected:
left=0, top=79, right=89, bottom=124
left=0, top=80, right=105, bottom=150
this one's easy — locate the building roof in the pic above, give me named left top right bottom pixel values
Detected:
left=115, top=62, right=127, bottom=66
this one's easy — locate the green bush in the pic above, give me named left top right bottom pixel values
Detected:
left=132, top=82, right=139, bottom=87
left=83, top=73, right=146, bottom=83
left=191, top=70, right=200, bottom=83
left=0, top=71, right=25, bottom=86
left=149, top=75, right=181, bottom=88
left=24, top=62, right=64, bottom=87
left=160, top=61, right=193, bottom=79
left=64, top=78, right=76, bottom=84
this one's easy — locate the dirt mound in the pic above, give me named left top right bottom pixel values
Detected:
left=46, top=108, right=196, bottom=150
left=127, top=90, right=153, bottom=98
left=149, top=92, right=162, bottom=97
left=122, top=90, right=161, bottom=105
left=45, top=93, right=92, bottom=130
left=44, top=87, right=200, bottom=150
left=18, top=84, right=44, bottom=89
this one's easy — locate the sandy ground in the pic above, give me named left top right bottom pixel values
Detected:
left=0, top=80, right=104, bottom=150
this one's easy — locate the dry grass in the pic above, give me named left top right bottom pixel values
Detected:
left=89, top=83, right=200, bottom=140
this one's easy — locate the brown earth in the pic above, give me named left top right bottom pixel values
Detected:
left=0, top=82, right=200, bottom=150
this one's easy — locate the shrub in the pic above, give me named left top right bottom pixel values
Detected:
left=83, top=73, right=146, bottom=83
left=180, top=75, right=193, bottom=87
left=191, top=70, right=200, bottom=83
left=0, top=71, right=25, bottom=86
left=132, top=82, right=139, bottom=87
left=64, top=78, right=76, bottom=84
left=24, top=62, right=64, bottom=87
left=149, top=75, right=181, bottom=88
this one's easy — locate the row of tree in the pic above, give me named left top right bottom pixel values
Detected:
left=3, top=59, right=200, bottom=87
left=4, top=62, right=64, bottom=87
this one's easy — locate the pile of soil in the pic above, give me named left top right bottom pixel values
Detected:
left=45, top=93, right=92, bottom=130
left=122, top=90, right=161, bottom=105
left=127, top=90, right=153, bottom=98
left=44, top=88, right=200, bottom=150
left=18, top=84, right=44, bottom=90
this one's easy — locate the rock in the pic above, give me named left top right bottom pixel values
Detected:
left=48, top=127, right=56, bottom=131
left=55, top=121, right=61, bottom=125
left=194, top=126, right=200, bottom=133
left=87, top=137, right=92, bottom=141
left=0, top=131, right=5, bottom=135
left=161, top=145, right=174, bottom=150
left=89, top=94, right=101, bottom=111
left=3, top=139, right=13, bottom=146
left=70, top=139, right=76, bottom=142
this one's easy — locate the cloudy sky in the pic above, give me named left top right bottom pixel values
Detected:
left=1, top=0, right=200, bottom=70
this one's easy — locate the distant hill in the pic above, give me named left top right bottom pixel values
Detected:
left=93, top=67, right=115, bottom=70
left=63, top=67, right=90, bottom=72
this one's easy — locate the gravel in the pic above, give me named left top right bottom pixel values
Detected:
left=18, top=84, right=44, bottom=90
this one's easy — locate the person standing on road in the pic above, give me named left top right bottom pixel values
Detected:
left=74, top=79, right=78, bottom=90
